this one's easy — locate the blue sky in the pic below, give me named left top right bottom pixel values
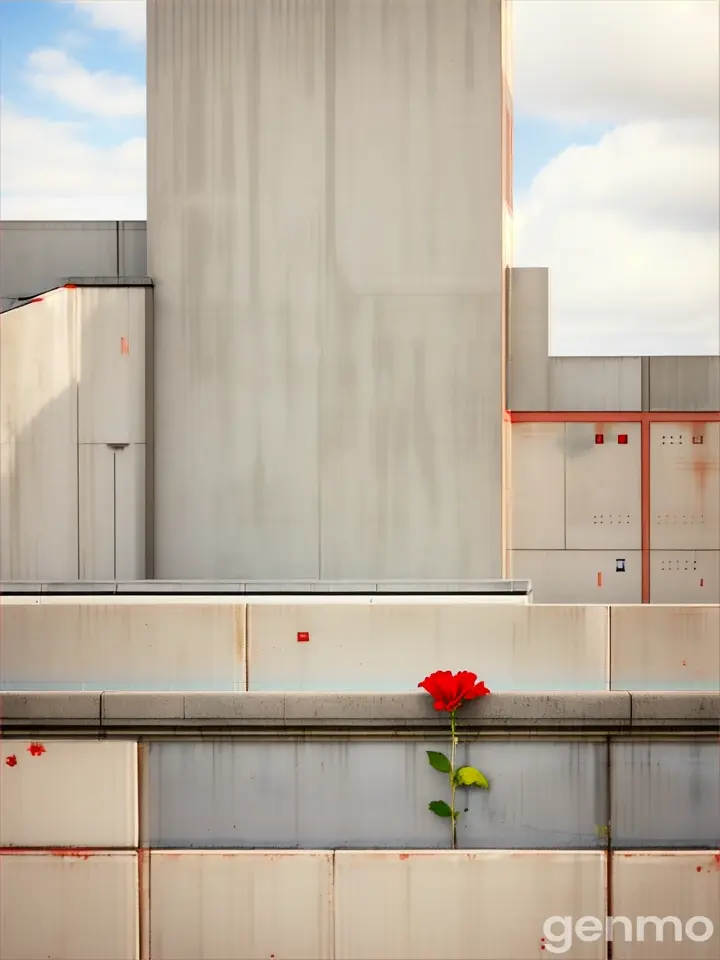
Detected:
left=0, top=0, right=717, bottom=355
left=0, top=0, right=579, bottom=193
left=0, top=0, right=144, bottom=145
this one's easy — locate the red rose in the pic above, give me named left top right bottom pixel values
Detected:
left=418, top=670, right=490, bottom=712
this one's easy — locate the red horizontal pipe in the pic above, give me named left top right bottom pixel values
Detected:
left=507, top=410, right=719, bottom=423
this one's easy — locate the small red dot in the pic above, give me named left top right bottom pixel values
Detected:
left=297, top=631, right=310, bottom=643
left=5, top=755, right=17, bottom=767
left=697, top=866, right=703, bottom=872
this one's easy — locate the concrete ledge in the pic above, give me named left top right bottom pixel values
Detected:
left=630, top=692, right=720, bottom=726
left=2, top=691, right=717, bottom=733
left=2, top=691, right=629, bottom=731
left=0, top=578, right=532, bottom=596
left=0, top=691, right=101, bottom=724
left=104, top=691, right=633, bottom=728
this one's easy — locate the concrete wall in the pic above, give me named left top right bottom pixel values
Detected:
left=507, top=268, right=720, bottom=414
left=2, top=597, right=719, bottom=692
left=1, top=733, right=718, bottom=958
left=147, top=0, right=507, bottom=581
left=0, top=285, right=149, bottom=581
left=510, top=420, right=720, bottom=603
left=0, top=221, right=146, bottom=310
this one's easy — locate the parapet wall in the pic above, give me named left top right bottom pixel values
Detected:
left=1, top=715, right=718, bottom=958
left=1, top=598, right=718, bottom=692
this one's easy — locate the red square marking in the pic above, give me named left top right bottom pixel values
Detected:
left=297, top=631, right=310, bottom=643
left=595, top=434, right=604, bottom=444
left=618, top=434, right=628, bottom=444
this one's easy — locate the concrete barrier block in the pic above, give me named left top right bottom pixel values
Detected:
left=334, top=851, right=605, bottom=959
left=0, top=598, right=246, bottom=691
left=149, top=851, right=333, bottom=959
left=611, top=605, right=720, bottom=690
left=611, top=852, right=720, bottom=959
left=248, top=602, right=610, bottom=692
left=630, top=692, right=720, bottom=726
left=102, top=692, right=186, bottom=723
left=0, top=691, right=100, bottom=723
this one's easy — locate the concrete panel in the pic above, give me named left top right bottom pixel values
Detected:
left=145, top=740, right=607, bottom=849
left=77, top=287, right=146, bottom=444
left=0, top=221, right=120, bottom=309
left=322, top=0, right=504, bottom=578
left=649, top=356, right=720, bottom=411
left=0, top=740, right=136, bottom=847
left=611, top=852, right=720, bottom=960
left=507, top=267, right=550, bottom=411
left=510, top=423, right=565, bottom=549
left=149, top=851, right=333, bottom=959
left=334, top=851, right=606, bottom=960
left=79, top=442, right=145, bottom=580
left=565, top=423, right=641, bottom=550
left=650, top=551, right=720, bottom=603
left=118, top=221, right=148, bottom=276
left=148, top=0, right=324, bottom=580
left=321, top=294, right=503, bottom=578
left=149, top=0, right=506, bottom=582
left=0, top=290, right=79, bottom=580
left=0, top=852, right=138, bottom=960
left=511, top=551, right=642, bottom=604
left=0, top=599, right=245, bottom=691
left=549, top=357, right=642, bottom=412
left=610, top=605, right=720, bottom=691
left=115, top=443, right=146, bottom=579
left=78, top=444, right=115, bottom=580
left=611, top=741, right=720, bottom=848
left=247, top=602, right=609, bottom=692
left=650, top=422, right=719, bottom=551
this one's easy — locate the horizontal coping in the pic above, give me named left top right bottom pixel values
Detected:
left=1, top=692, right=718, bottom=734
left=0, top=579, right=532, bottom=595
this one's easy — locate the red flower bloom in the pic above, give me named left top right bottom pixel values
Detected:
left=5, top=755, right=18, bottom=767
left=27, top=743, right=46, bottom=757
left=418, top=670, right=490, bottom=712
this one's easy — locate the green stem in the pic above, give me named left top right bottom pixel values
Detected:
left=450, top=711, right=457, bottom=849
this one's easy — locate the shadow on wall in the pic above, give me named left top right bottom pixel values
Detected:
left=0, top=285, right=147, bottom=582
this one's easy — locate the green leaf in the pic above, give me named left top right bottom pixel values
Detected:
left=428, top=800, right=453, bottom=818
left=455, top=766, right=489, bottom=789
left=426, top=751, right=451, bottom=773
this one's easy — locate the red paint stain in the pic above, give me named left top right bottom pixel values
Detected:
left=682, top=660, right=687, bottom=667
left=712, top=854, right=720, bottom=869
left=399, top=853, right=409, bottom=860
left=5, top=755, right=17, bottom=767
left=27, top=743, right=46, bottom=757
left=697, top=866, right=703, bottom=872
left=49, top=850, right=91, bottom=860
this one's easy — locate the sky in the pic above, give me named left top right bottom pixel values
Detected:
left=0, top=0, right=718, bottom=356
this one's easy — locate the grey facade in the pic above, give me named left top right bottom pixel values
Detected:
left=146, top=0, right=508, bottom=582
left=0, top=221, right=146, bottom=310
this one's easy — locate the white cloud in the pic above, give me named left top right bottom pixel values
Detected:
left=0, top=102, right=146, bottom=220
left=72, top=0, right=146, bottom=44
left=513, top=0, right=719, bottom=355
left=513, top=0, right=719, bottom=125
left=26, top=48, right=145, bottom=117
